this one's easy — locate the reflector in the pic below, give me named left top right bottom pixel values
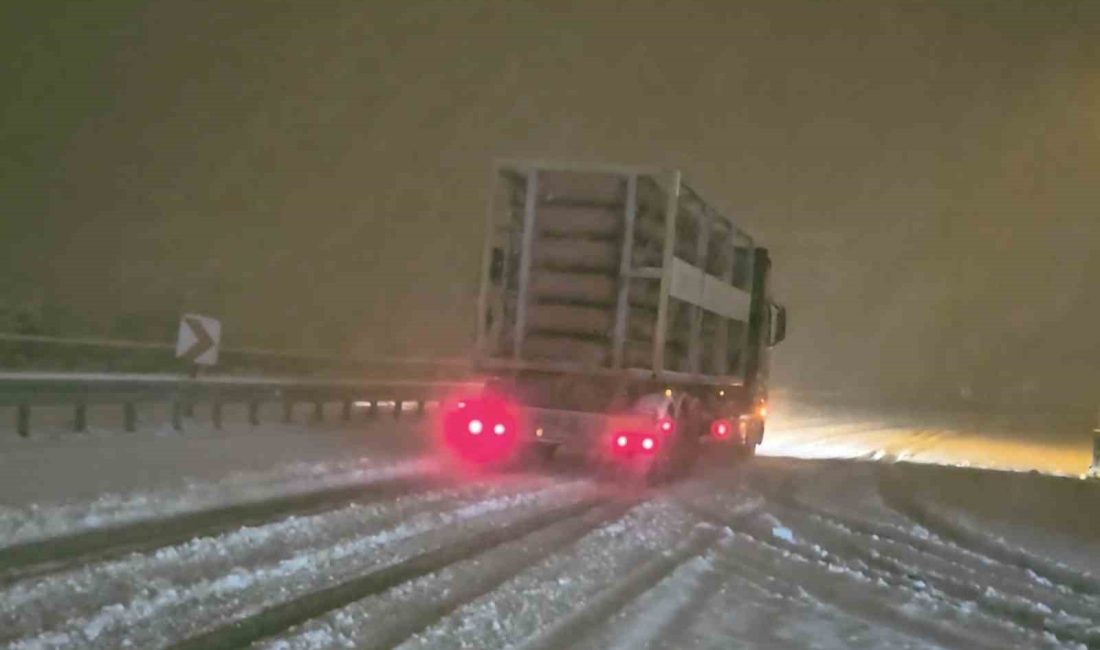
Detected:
left=468, top=419, right=483, bottom=435
left=642, top=436, right=655, bottom=450
left=493, top=423, right=506, bottom=435
left=658, top=417, right=675, bottom=434
left=616, top=435, right=629, bottom=447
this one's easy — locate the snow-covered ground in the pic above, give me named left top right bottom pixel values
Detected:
left=0, top=399, right=1097, bottom=648
left=762, top=396, right=1098, bottom=478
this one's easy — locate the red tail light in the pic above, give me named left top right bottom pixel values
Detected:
left=657, top=417, right=675, bottom=434
left=441, top=395, right=519, bottom=464
left=611, top=432, right=658, bottom=455
left=711, top=419, right=731, bottom=439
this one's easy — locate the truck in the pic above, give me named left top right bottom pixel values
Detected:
left=440, top=160, right=786, bottom=480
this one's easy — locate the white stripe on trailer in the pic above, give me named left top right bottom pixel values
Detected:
left=668, top=257, right=752, bottom=322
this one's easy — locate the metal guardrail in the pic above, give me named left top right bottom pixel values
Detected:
left=0, top=332, right=471, bottom=377
left=0, top=372, right=481, bottom=437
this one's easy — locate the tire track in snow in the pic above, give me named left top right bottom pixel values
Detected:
left=168, top=496, right=606, bottom=650
left=678, top=496, right=1029, bottom=650
left=259, top=498, right=642, bottom=650
left=807, top=507, right=1100, bottom=628
left=575, top=549, right=721, bottom=650
left=758, top=460, right=1100, bottom=611
left=510, top=525, right=722, bottom=650
left=0, top=470, right=441, bottom=587
left=877, top=468, right=1100, bottom=597
left=760, top=501, right=1100, bottom=648
left=0, top=478, right=548, bottom=642
left=664, top=535, right=942, bottom=650
left=6, top=480, right=592, bottom=649
left=395, top=496, right=702, bottom=650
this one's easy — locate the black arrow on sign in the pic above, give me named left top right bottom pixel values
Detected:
left=180, top=316, right=216, bottom=363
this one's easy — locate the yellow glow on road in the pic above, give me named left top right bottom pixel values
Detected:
left=760, top=400, right=1096, bottom=478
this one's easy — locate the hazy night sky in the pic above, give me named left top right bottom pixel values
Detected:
left=2, top=1, right=1098, bottom=404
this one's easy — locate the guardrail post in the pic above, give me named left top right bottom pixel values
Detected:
left=17, top=404, right=29, bottom=438
left=313, top=401, right=324, bottom=423
left=74, top=403, right=87, bottom=433
left=341, top=400, right=351, bottom=421
left=283, top=399, right=293, bottom=423
left=172, top=400, right=183, bottom=432
left=1091, top=408, right=1099, bottom=475
left=248, top=401, right=260, bottom=426
left=123, top=402, right=136, bottom=432
left=212, top=401, right=223, bottom=430
left=393, top=400, right=402, bottom=420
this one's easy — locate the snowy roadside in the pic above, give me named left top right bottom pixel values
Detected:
left=0, top=412, right=435, bottom=546
left=763, top=397, right=1097, bottom=478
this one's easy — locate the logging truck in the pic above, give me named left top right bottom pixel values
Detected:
left=441, top=160, right=786, bottom=480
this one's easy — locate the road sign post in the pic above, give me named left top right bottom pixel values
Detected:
left=174, top=314, right=221, bottom=430
left=175, top=314, right=221, bottom=367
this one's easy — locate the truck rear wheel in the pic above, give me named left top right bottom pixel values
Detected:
left=518, top=441, right=559, bottom=468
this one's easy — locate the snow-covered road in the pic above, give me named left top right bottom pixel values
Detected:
left=0, top=402, right=1097, bottom=649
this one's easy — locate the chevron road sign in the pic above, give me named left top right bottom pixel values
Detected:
left=175, top=314, right=221, bottom=366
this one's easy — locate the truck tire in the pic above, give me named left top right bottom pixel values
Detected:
left=734, top=443, right=757, bottom=460
left=520, top=441, right=559, bottom=468
left=646, top=432, right=701, bottom=485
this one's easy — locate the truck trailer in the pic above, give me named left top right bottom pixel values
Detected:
left=441, top=160, right=786, bottom=479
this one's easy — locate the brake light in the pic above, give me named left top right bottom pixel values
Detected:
left=616, top=434, right=629, bottom=448
left=657, top=417, right=675, bottom=434
left=711, top=419, right=731, bottom=439
left=440, top=394, right=521, bottom=464
left=641, top=436, right=656, bottom=451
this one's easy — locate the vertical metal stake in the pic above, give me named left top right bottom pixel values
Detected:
left=248, top=401, right=260, bottom=426
left=74, top=403, right=87, bottom=433
left=513, top=169, right=539, bottom=359
left=17, top=404, right=29, bottom=438
left=212, top=402, right=223, bottom=430
left=313, top=401, right=324, bottom=423
left=416, top=400, right=426, bottom=416
left=393, top=400, right=403, bottom=419
left=612, top=174, right=638, bottom=369
left=341, top=401, right=352, bottom=421
left=687, top=207, right=711, bottom=374
left=367, top=401, right=378, bottom=418
left=124, top=402, right=136, bottom=432
left=652, top=171, right=682, bottom=374
left=283, top=399, right=293, bottom=423
left=172, top=401, right=183, bottom=432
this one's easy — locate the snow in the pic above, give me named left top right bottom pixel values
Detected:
left=4, top=479, right=589, bottom=648
left=761, top=397, right=1097, bottom=477
left=0, top=399, right=1097, bottom=649
left=771, top=526, right=794, bottom=543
